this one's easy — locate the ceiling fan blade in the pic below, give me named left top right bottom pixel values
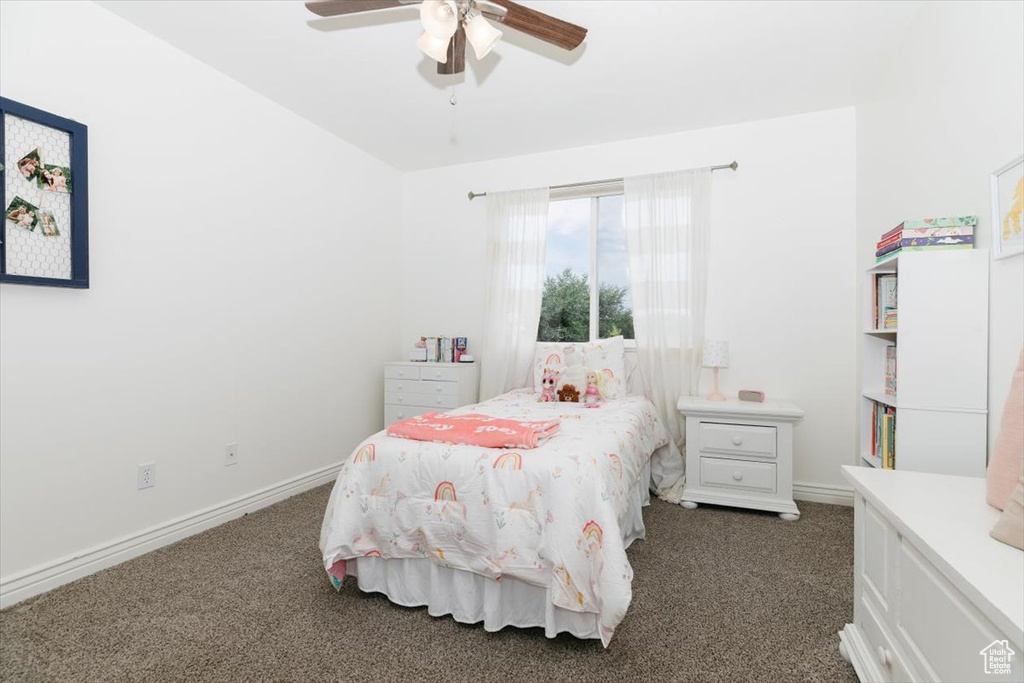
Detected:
left=485, top=0, right=587, bottom=51
left=305, top=0, right=414, bottom=18
left=437, top=25, right=466, bottom=75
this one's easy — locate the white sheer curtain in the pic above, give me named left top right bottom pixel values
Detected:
left=478, top=188, right=550, bottom=400
left=624, top=169, right=712, bottom=501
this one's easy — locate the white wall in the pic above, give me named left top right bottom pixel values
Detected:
left=401, top=108, right=858, bottom=492
left=0, top=1, right=402, bottom=587
left=856, top=0, right=1024, bottom=454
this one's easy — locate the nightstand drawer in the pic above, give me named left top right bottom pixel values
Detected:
left=385, top=392, right=460, bottom=409
left=385, top=378, right=459, bottom=396
left=699, top=422, right=776, bottom=459
left=700, top=457, right=777, bottom=493
left=385, top=365, right=420, bottom=380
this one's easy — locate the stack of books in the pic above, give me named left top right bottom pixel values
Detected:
left=873, top=273, right=898, bottom=329
left=885, top=345, right=897, bottom=396
left=871, top=402, right=897, bottom=469
left=875, top=216, right=977, bottom=263
left=423, top=336, right=469, bottom=363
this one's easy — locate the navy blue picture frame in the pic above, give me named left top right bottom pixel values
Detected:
left=0, top=97, right=89, bottom=289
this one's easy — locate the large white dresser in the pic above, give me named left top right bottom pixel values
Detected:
left=383, top=362, right=479, bottom=427
left=839, top=466, right=1023, bottom=682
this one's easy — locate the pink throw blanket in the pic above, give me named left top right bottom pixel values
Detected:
left=386, top=412, right=560, bottom=449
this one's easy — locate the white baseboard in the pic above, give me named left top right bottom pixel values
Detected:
left=0, top=461, right=343, bottom=609
left=793, top=481, right=855, bottom=507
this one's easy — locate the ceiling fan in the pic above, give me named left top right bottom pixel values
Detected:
left=305, top=0, right=588, bottom=75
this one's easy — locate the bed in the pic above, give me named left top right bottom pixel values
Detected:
left=319, top=387, right=673, bottom=646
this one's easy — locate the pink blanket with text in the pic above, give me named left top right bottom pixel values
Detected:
left=385, top=412, right=561, bottom=449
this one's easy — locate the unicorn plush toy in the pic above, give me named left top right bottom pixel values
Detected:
left=539, top=367, right=560, bottom=402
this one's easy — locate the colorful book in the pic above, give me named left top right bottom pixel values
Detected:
left=901, top=235, right=973, bottom=248
left=900, top=243, right=973, bottom=252
left=898, top=216, right=977, bottom=230
left=876, top=249, right=901, bottom=263
left=877, top=240, right=903, bottom=257
left=901, top=226, right=974, bottom=238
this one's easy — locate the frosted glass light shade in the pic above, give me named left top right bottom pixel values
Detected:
left=421, top=0, right=459, bottom=39
left=702, top=340, right=730, bottom=368
left=417, top=31, right=451, bottom=63
left=465, top=12, right=502, bottom=59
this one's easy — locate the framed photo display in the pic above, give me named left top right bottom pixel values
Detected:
left=1, top=97, right=89, bottom=288
left=991, top=154, right=1024, bottom=261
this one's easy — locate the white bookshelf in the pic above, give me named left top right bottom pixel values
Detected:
left=859, top=250, right=989, bottom=476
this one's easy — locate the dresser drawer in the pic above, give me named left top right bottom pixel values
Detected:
left=384, top=365, right=420, bottom=380
left=859, top=594, right=915, bottom=683
left=385, top=392, right=460, bottom=410
left=894, top=540, right=1018, bottom=682
left=384, top=404, right=433, bottom=427
left=699, top=422, right=776, bottom=459
left=699, top=457, right=776, bottom=493
left=385, top=378, right=459, bottom=396
left=419, top=365, right=460, bottom=382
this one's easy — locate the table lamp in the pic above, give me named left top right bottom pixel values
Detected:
left=702, top=340, right=730, bottom=401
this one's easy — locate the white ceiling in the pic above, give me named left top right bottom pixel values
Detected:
left=98, top=0, right=923, bottom=171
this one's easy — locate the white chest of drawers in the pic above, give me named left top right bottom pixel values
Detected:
left=383, top=362, right=479, bottom=427
left=839, top=466, right=1023, bottom=683
left=677, top=397, right=804, bottom=521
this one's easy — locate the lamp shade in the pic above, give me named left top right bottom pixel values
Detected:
left=464, top=11, right=502, bottom=60
left=416, top=31, right=451, bottom=63
left=702, top=340, right=730, bottom=368
left=420, top=0, right=459, bottom=39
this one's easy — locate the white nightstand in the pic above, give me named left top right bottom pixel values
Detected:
left=677, top=397, right=804, bottom=521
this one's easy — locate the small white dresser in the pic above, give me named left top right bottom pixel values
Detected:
left=677, top=397, right=804, bottom=520
left=839, top=466, right=1023, bottom=683
left=383, top=362, right=479, bottom=427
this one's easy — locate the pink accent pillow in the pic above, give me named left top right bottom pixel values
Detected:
left=987, top=349, right=1024, bottom=510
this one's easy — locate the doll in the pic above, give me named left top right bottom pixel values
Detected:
left=539, top=367, right=560, bottom=402
left=583, top=370, right=606, bottom=407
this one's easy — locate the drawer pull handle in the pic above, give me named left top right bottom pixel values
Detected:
left=398, top=397, right=404, bottom=402
left=732, top=436, right=743, bottom=446
left=876, top=646, right=891, bottom=668
left=398, top=371, right=405, bottom=376
left=732, top=471, right=743, bottom=481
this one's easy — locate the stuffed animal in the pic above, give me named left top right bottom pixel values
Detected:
left=583, top=370, right=607, bottom=407
left=539, top=367, right=560, bottom=402
left=557, top=384, right=580, bottom=403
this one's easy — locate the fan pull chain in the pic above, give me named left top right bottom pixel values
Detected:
left=449, top=86, right=457, bottom=106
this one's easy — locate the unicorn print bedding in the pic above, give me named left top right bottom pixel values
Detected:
left=319, top=388, right=670, bottom=646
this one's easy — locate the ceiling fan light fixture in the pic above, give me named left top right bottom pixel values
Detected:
left=464, top=11, right=502, bottom=60
left=416, top=30, right=451, bottom=63
left=420, top=0, right=459, bottom=40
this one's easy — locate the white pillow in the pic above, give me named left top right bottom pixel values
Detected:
left=532, top=336, right=626, bottom=398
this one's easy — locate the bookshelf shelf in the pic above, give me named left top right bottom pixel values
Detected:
left=862, top=390, right=897, bottom=408
left=859, top=250, right=989, bottom=477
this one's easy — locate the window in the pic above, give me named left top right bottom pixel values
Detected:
left=538, top=193, right=633, bottom=343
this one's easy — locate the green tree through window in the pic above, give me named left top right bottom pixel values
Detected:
left=538, top=268, right=634, bottom=342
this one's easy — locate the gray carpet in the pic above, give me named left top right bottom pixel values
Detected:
left=1, top=485, right=857, bottom=683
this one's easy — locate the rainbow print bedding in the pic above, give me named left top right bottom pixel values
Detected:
left=319, top=388, right=670, bottom=646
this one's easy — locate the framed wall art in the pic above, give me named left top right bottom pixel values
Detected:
left=1, top=97, right=89, bottom=288
left=991, top=154, right=1024, bottom=261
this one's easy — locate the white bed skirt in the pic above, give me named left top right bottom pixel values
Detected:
left=348, top=462, right=651, bottom=641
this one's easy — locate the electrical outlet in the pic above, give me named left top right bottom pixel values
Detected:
left=224, top=443, right=238, bottom=467
left=137, top=463, right=156, bottom=490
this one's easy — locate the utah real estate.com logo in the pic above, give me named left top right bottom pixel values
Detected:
left=980, top=640, right=1015, bottom=676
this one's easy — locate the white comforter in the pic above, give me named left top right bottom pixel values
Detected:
left=319, top=389, right=670, bottom=645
